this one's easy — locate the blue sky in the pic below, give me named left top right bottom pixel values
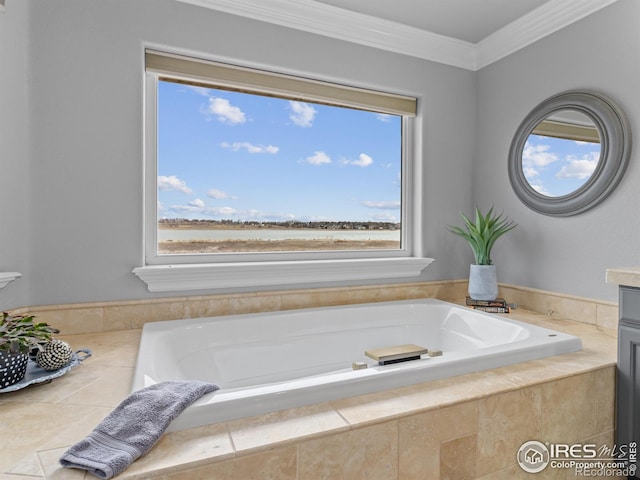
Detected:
left=522, top=134, right=601, bottom=197
left=157, top=80, right=402, bottom=223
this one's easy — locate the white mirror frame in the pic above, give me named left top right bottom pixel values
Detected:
left=508, top=90, right=631, bottom=216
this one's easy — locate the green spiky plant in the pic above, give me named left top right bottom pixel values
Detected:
left=449, top=207, right=517, bottom=265
left=0, top=312, right=59, bottom=355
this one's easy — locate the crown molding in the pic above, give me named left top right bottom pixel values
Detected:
left=176, top=0, right=619, bottom=71
left=475, top=0, right=621, bottom=69
left=177, top=0, right=476, bottom=69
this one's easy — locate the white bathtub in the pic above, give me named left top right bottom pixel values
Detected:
left=132, top=298, right=582, bottom=431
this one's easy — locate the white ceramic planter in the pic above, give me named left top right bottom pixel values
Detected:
left=468, top=264, right=498, bottom=301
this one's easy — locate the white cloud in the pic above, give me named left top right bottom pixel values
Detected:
left=289, top=101, right=316, bottom=127
left=205, top=97, right=246, bottom=124
left=370, top=212, right=398, bottom=222
left=521, top=141, right=559, bottom=181
left=207, top=188, right=235, bottom=199
left=170, top=204, right=237, bottom=217
left=242, top=210, right=296, bottom=222
left=522, top=142, right=559, bottom=168
left=362, top=200, right=401, bottom=209
left=350, top=153, right=373, bottom=167
left=221, top=142, right=279, bottom=154
left=168, top=203, right=299, bottom=222
left=523, top=166, right=539, bottom=179
left=529, top=183, right=551, bottom=196
left=158, top=175, right=193, bottom=194
left=376, top=113, right=392, bottom=122
left=207, top=206, right=237, bottom=216
left=186, top=85, right=211, bottom=97
left=304, top=151, right=331, bottom=165
left=556, top=152, right=600, bottom=179
left=170, top=204, right=203, bottom=214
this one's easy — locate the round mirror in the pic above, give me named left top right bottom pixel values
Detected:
left=509, top=90, right=631, bottom=216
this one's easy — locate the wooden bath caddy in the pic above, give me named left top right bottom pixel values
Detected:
left=365, top=344, right=428, bottom=365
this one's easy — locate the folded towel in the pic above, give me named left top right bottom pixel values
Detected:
left=59, top=380, right=218, bottom=479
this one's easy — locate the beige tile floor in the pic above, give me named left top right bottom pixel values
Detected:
left=0, top=307, right=616, bottom=479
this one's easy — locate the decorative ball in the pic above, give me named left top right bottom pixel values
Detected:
left=35, top=339, right=73, bottom=370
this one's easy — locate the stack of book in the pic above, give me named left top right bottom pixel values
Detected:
left=466, top=296, right=511, bottom=313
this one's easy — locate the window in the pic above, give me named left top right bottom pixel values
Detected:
left=157, top=79, right=403, bottom=255
left=134, top=50, right=432, bottom=292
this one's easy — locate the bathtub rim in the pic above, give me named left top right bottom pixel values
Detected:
left=132, top=298, right=583, bottom=431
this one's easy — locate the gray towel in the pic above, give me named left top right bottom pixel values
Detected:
left=59, top=380, right=218, bottom=479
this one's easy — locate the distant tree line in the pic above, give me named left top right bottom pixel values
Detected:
left=159, top=218, right=400, bottom=230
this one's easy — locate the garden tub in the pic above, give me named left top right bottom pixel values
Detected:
left=132, top=298, right=582, bottom=431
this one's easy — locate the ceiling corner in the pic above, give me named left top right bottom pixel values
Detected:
left=475, top=0, right=621, bottom=70
left=176, top=0, right=621, bottom=71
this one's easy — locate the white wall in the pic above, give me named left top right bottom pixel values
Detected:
left=0, top=0, right=30, bottom=309
left=475, top=0, right=640, bottom=302
left=11, top=0, right=475, bottom=307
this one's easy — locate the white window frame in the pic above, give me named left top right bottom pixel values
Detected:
left=133, top=50, right=433, bottom=292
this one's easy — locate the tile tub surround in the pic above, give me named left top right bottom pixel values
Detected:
left=606, top=265, right=640, bottom=288
left=0, top=308, right=615, bottom=479
left=8, top=280, right=619, bottom=336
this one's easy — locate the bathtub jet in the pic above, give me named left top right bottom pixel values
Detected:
left=132, top=298, right=582, bottom=431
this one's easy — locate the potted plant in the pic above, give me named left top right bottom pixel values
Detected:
left=449, top=206, right=517, bottom=300
left=0, top=312, right=58, bottom=388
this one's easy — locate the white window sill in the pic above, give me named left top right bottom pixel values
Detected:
left=132, top=257, right=434, bottom=293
